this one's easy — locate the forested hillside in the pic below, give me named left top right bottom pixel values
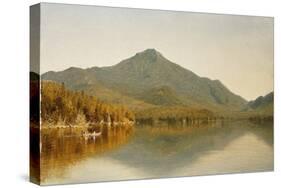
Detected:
left=41, top=81, right=134, bottom=126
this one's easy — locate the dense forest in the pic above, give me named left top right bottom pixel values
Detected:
left=135, top=106, right=217, bottom=124
left=39, top=81, right=224, bottom=127
left=41, top=81, right=135, bottom=127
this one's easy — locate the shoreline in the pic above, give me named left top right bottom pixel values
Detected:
left=40, top=121, right=135, bottom=129
left=33, top=117, right=273, bottom=130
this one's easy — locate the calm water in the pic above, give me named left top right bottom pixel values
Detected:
left=40, top=120, right=273, bottom=185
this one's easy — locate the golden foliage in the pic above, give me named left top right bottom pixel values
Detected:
left=41, top=81, right=135, bottom=126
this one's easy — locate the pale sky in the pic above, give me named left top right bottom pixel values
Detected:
left=38, top=3, right=273, bottom=101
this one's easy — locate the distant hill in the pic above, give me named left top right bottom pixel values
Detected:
left=42, top=48, right=247, bottom=112
left=246, top=92, right=273, bottom=115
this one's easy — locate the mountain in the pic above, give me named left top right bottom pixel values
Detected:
left=246, top=92, right=273, bottom=115
left=42, top=48, right=247, bottom=111
left=42, top=67, right=155, bottom=110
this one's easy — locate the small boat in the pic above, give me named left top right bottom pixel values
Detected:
left=81, top=131, right=102, bottom=140
left=91, top=131, right=102, bottom=137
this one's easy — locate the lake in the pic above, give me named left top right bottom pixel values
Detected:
left=39, top=120, right=273, bottom=185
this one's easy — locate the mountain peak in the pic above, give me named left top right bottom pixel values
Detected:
left=142, top=48, right=161, bottom=55
left=143, top=48, right=158, bottom=53
left=132, top=48, right=166, bottom=64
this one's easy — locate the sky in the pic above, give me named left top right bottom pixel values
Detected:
left=37, top=3, right=273, bottom=100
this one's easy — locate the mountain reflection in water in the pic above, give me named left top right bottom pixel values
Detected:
left=39, top=120, right=273, bottom=185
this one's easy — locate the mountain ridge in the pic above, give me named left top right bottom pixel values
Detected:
left=42, top=48, right=247, bottom=112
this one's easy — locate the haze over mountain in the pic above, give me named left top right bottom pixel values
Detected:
left=42, top=49, right=248, bottom=112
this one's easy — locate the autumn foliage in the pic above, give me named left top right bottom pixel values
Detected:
left=41, top=81, right=135, bottom=126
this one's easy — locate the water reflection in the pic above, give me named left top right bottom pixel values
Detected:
left=109, top=121, right=273, bottom=177
left=40, top=120, right=273, bottom=185
left=40, top=126, right=134, bottom=183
